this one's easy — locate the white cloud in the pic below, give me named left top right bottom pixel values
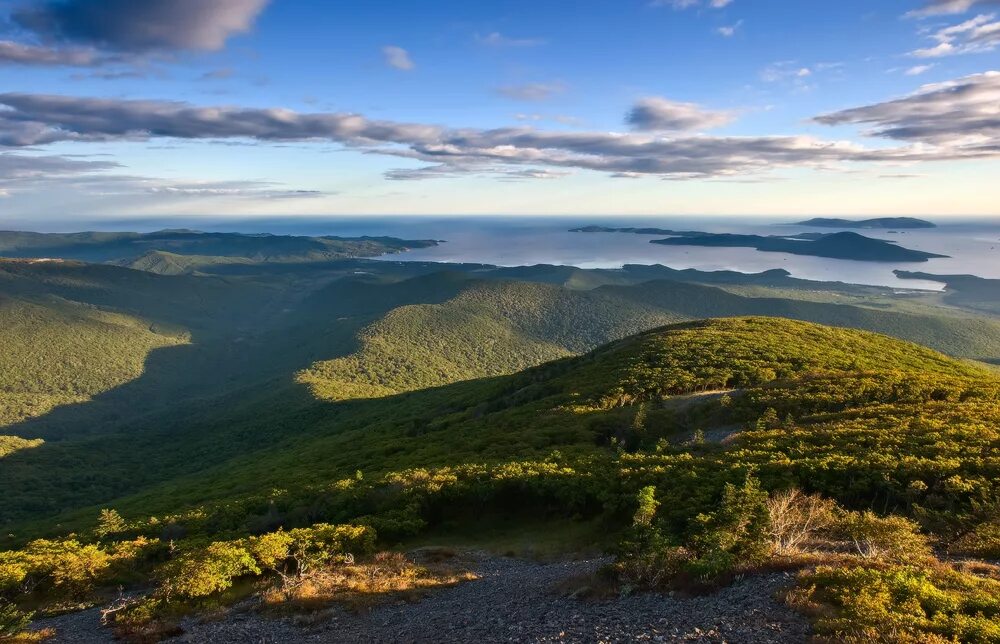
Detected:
left=716, top=20, right=743, bottom=36
left=381, top=45, right=415, bottom=71
left=910, top=13, right=1000, bottom=57
left=2, top=74, right=1000, bottom=185
left=760, top=62, right=812, bottom=82
left=815, top=71, right=1000, bottom=148
left=905, top=64, right=934, bottom=75
left=907, top=0, right=1000, bottom=17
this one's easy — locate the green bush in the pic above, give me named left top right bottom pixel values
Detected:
left=838, top=512, right=930, bottom=561
left=158, top=542, right=259, bottom=599
left=685, top=476, right=771, bottom=579
left=799, top=563, right=1000, bottom=642
left=0, top=600, right=32, bottom=638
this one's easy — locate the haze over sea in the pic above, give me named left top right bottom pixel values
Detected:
left=4, top=215, right=999, bottom=290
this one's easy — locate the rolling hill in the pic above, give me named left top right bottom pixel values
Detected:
left=3, top=317, right=999, bottom=642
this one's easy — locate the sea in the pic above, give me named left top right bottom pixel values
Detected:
left=6, top=215, right=1000, bottom=290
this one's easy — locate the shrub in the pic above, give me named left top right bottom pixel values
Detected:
left=94, top=509, right=128, bottom=539
left=158, top=542, right=259, bottom=599
left=633, top=486, right=658, bottom=527
left=837, top=512, right=930, bottom=561
left=797, top=563, right=1000, bottom=642
left=950, top=521, right=1000, bottom=559
left=0, top=540, right=112, bottom=598
left=0, top=600, right=32, bottom=638
left=686, top=476, right=771, bottom=579
left=766, top=488, right=839, bottom=554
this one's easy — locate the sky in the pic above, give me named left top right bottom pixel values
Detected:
left=0, top=0, right=999, bottom=219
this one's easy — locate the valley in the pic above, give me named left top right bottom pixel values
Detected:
left=1, top=242, right=999, bottom=642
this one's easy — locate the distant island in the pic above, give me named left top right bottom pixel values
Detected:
left=0, top=230, right=439, bottom=274
left=571, top=226, right=947, bottom=262
left=651, top=231, right=946, bottom=263
left=794, top=217, right=936, bottom=229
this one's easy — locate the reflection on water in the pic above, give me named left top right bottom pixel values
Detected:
left=8, top=215, right=999, bottom=290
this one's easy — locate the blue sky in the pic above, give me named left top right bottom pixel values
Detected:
left=0, top=0, right=999, bottom=218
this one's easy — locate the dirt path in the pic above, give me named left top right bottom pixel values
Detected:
left=34, top=554, right=810, bottom=643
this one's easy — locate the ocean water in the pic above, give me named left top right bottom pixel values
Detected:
left=7, top=215, right=1000, bottom=290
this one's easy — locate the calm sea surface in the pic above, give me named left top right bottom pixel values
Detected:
left=8, top=215, right=1000, bottom=290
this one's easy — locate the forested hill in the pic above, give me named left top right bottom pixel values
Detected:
left=2, top=317, right=999, bottom=642
left=0, top=229, right=438, bottom=273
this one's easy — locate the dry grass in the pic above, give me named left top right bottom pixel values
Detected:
left=261, top=551, right=477, bottom=613
left=0, top=628, right=56, bottom=643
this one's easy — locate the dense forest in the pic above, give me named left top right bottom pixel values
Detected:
left=1, top=257, right=1000, bottom=642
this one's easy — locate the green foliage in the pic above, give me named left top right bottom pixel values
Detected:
left=0, top=600, right=32, bottom=638
left=158, top=541, right=259, bottom=600
left=633, top=486, right=659, bottom=527
left=95, top=509, right=128, bottom=540
left=0, top=436, right=42, bottom=459
left=799, top=563, right=1000, bottom=642
left=0, top=297, right=184, bottom=426
left=838, top=511, right=931, bottom=561
left=298, top=281, right=679, bottom=401
left=685, top=476, right=771, bottom=580
left=950, top=521, right=1000, bottom=559
left=0, top=539, right=111, bottom=598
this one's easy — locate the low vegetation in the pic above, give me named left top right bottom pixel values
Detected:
left=1, top=316, right=998, bottom=640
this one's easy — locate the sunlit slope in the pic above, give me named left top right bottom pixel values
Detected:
left=7, top=316, right=995, bottom=541
left=297, top=275, right=1000, bottom=403
left=603, top=279, right=1000, bottom=362
left=0, top=295, right=186, bottom=427
left=297, top=280, right=682, bottom=400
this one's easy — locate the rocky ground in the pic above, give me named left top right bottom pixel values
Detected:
left=32, top=553, right=810, bottom=643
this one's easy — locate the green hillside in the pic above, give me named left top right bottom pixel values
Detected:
left=298, top=280, right=681, bottom=400
left=2, top=318, right=998, bottom=641
left=0, top=296, right=186, bottom=427
left=298, top=274, right=1000, bottom=404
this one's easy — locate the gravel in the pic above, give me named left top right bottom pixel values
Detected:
left=32, top=554, right=810, bottom=643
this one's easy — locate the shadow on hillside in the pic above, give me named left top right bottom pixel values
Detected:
left=0, top=269, right=484, bottom=533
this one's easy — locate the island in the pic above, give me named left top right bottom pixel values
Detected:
left=650, top=231, right=947, bottom=263
left=794, top=217, right=936, bottom=229
left=0, top=229, right=439, bottom=274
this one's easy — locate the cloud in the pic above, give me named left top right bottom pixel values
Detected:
left=760, top=61, right=813, bottom=83
left=0, top=40, right=113, bottom=66
left=716, top=20, right=742, bottom=36
left=626, top=97, right=736, bottom=131
left=12, top=0, right=269, bottom=52
left=908, top=0, right=1000, bottom=16
left=147, top=181, right=325, bottom=199
left=496, top=82, right=567, bottom=101
left=475, top=32, right=546, bottom=47
left=814, top=71, right=1000, bottom=148
left=381, top=45, right=414, bottom=71
left=2, top=77, right=999, bottom=184
left=905, top=64, right=935, bottom=75
left=909, top=13, right=1000, bottom=57
left=0, top=152, right=321, bottom=201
